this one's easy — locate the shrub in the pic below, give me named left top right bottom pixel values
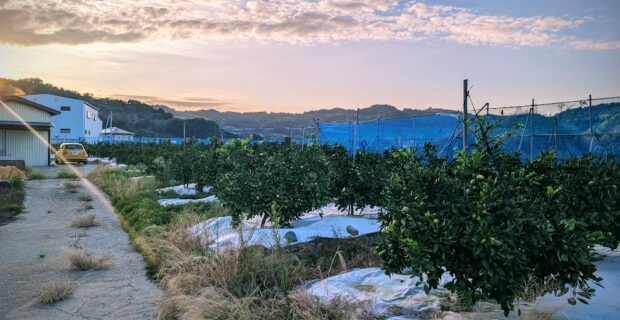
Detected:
left=79, top=194, right=93, bottom=202
left=3, top=203, right=22, bottom=214
left=9, top=177, right=24, bottom=188
left=33, top=281, right=78, bottom=304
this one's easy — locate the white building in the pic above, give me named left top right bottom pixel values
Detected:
left=23, top=94, right=102, bottom=143
left=101, top=127, right=135, bottom=142
left=0, top=96, right=60, bottom=166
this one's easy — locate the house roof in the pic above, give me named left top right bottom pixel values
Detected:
left=101, top=127, right=135, bottom=135
left=1, top=95, right=61, bottom=115
left=22, top=94, right=100, bottom=111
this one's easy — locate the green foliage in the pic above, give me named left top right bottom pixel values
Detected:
left=213, top=139, right=331, bottom=226
left=323, top=145, right=387, bottom=214
left=377, top=116, right=618, bottom=316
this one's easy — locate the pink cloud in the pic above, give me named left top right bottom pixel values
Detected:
left=0, top=0, right=615, bottom=50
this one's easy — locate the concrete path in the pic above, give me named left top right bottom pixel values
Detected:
left=0, top=164, right=161, bottom=319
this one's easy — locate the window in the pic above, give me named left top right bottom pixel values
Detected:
left=86, top=110, right=96, bottom=120
left=60, top=106, right=70, bottom=111
left=65, top=144, right=83, bottom=150
left=60, top=128, right=71, bottom=133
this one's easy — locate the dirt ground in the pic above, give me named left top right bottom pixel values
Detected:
left=0, top=164, right=161, bottom=319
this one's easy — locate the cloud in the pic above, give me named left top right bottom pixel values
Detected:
left=111, top=94, right=233, bottom=110
left=0, top=0, right=616, bottom=50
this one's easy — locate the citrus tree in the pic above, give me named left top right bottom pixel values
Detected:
left=213, top=139, right=331, bottom=227
left=377, top=118, right=616, bottom=316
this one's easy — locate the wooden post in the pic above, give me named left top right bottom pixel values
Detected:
left=463, top=79, right=468, bottom=152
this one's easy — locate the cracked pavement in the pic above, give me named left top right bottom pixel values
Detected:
left=0, top=165, right=161, bottom=319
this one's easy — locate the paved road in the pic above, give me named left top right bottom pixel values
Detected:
left=0, top=164, right=161, bottom=319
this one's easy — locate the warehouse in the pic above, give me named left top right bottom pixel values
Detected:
left=0, top=96, right=60, bottom=167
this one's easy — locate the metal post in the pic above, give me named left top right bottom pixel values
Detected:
left=589, top=94, right=593, bottom=152
left=553, top=117, right=558, bottom=152
left=463, top=79, right=468, bottom=153
left=352, top=109, right=359, bottom=162
left=530, top=99, right=535, bottom=160
left=412, top=116, right=416, bottom=148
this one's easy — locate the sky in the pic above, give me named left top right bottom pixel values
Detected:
left=0, top=0, right=619, bottom=113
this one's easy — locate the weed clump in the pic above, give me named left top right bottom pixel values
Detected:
left=27, top=170, right=47, bottom=180
left=67, top=250, right=113, bottom=270
left=79, top=194, right=93, bottom=202
left=33, top=281, right=78, bottom=304
left=56, top=169, right=78, bottom=179
left=70, top=214, right=99, bottom=228
left=63, top=181, right=79, bottom=193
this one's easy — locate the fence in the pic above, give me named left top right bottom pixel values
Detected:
left=51, top=136, right=220, bottom=145
left=318, top=95, right=620, bottom=159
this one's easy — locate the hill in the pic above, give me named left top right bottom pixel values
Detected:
left=0, top=78, right=235, bottom=139
left=161, top=104, right=454, bottom=139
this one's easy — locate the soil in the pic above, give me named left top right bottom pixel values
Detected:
left=0, top=164, right=161, bottom=319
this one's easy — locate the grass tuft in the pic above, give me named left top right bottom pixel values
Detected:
left=27, top=170, right=47, bottom=180
left=67, top=250, right=113, bottom=270
left=79, top=194, right=93, bottom=202
left=70, top=214, right=99, bottom=228
left=63, top=181, right=80, bottom=193
left=33, top=281, right=78, bottom=305
left=56, top=169, right=78, bottom=179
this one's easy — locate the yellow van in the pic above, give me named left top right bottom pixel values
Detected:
left=55, top=143, right=88, bottom=165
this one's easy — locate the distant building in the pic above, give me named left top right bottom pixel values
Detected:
left=0, top=96, right=60, bottom=166
left=23, top=94, right=102, bottom=143
left=101, top=127, right=135, bottom=142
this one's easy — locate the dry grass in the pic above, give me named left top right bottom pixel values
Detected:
left=70, top=214, right=99, bottom=228
left=33, top=281, right=78, bottom=305
left=67, top=250, right=113, bottom=270
left=137, top=213, right=380, bottom=320
left=63, top=181, right=80, bottom=193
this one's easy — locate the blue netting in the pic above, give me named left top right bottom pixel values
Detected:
left=319, top=113, right=462, bottom=154
left=319, top=101, right=620, bottom=159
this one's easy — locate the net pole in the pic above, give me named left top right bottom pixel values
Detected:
left=463, top=79, right=468, bottom=153
left=554, top=117, right=558, bottom=152
left=589, top=94, right=593, bottom=153
left=530, top=99, right=535, bottom=160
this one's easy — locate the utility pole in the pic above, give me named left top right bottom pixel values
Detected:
left=463, top=79, right=468, bottom=153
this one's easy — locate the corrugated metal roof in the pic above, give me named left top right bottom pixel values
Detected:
left=1, top=96, right=61, bottom=115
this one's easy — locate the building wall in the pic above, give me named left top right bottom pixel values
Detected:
left=83, top=103, right=103, bottom=137
left=0, top=100, right=51, bottom=123
left=0, top=128, right=50, bottom=167
left=23, top=94, right=102, bottom=141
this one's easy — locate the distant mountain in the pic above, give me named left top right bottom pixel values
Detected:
left=0, top=78, right=235, bottom=139
left=162, top=104, right=454, bottom=139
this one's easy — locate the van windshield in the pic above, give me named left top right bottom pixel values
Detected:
left=65, top=144, right=83, bottom=150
